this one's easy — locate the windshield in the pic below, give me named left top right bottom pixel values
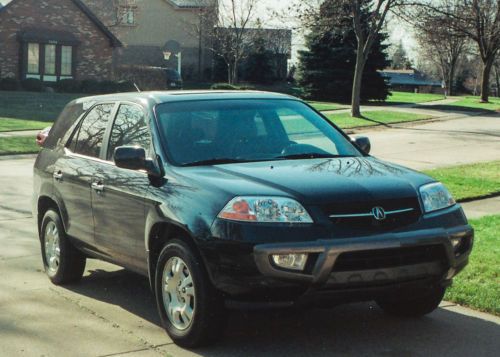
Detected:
left=155, top=99, right=362, bottom=166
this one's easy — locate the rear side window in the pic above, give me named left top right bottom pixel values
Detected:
left=69, top=103, right=114, bottom=158
left=44, top=102, right=85, bottom=149
left=107, top=104, right=151, bottom=160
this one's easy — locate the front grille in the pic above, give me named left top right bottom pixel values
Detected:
left=324, top=197, right=421, bottom=232
left=332, top=245, right=447, bottom=272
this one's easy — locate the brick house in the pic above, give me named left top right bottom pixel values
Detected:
left=0, top=0, right=122, bottom=82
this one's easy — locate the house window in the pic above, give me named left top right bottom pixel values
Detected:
left=44, top=44, right=56, bottom=75
left=61, top=46, right=73, bottom=76
left=120, top=7, right=135, bottom=25
left=24, top=43, right=74, bottom=81
left=27, top=43, right=40, bottom=74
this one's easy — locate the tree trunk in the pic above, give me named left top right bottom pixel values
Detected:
left=227, top=64, right=233, bottom=84
left=233, top=59, right=239, bottom=84
left=351, top=47, right=366, bottom=118
left=480, top=58, right=494, bottom=102
left=448, top=66, right=455, bottom=96
left=494, top=64, right=500, bottom=97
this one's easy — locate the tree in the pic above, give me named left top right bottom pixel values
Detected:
left=299, top=6, right=390, bottom=103
left=244, top=28, right=275, bottom=83
left=212, top=0, right=259, bottom=84
left=412, top=3, right=469, bottom=96
left=391, top=41, right=412, bottom=69
left=312, top=1, right=405, bottom=117
left=416, top=0, right=500, bottom=102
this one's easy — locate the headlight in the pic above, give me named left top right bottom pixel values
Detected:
left=419, top=182, right=456, bottom=213
left=218, top=196, right=313, bottom=223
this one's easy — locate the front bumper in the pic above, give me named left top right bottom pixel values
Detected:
left=253, top=226, right=473, bottom=291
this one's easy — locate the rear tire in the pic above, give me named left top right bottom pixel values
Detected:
left=40, top=209, right=86, bottom=285
left=155, top=239, right=226, bottom=348
left=376, top=286, right=445, bottom=317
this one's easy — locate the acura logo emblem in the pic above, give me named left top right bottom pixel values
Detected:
left=372, top=206, right=386, bottom=221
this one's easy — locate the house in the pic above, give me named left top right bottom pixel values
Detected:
left=380, top=69, right=443, bottom=94
left=82, top=0, right=217, bottom=81
left=0, top=0, right=122, bottom=82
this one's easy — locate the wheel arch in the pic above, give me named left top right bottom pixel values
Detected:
left=37, top=196, right=62, bottom=239
left=147, top=221, right=209, bottom=291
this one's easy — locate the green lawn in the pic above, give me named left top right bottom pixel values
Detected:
left=383, top=91, right=445, bottom=104
left=424, top=161, right=500, bottom=202
left=445, top=215, right=500, bottom=315
left=308, top=101, right=348, bottom=112
left=0, top=91, right=82, bottom=122
left=0, top=117, right=50, bottom=132
left=448, top=95, right=500, bottom=112
left=0, top=136, right=40, bottom=155
left=325, top=110, right=433, bottom=129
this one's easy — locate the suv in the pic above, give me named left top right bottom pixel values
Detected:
left=33, top=91, right=473, bottom=347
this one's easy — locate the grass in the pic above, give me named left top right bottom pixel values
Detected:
left=424, top=161, right=500, bottom=202
left=325, top=110, right=432, bottom=129
left=448, top=95, right=500, bottom=112
left=0, top=136, right=39, bottom=155
left=308, top=101, right=348, bottom=112
left=383, top=91, right=445, bottom=104
left=0, top=91, right=82, bottom=122
left=0, top=117, right=50, bottom=132
left=445, top=215, right=500, bottom=315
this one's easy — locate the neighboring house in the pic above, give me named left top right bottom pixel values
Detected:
left=380, top=69, right=443, bottom=94
left=0, top=0, right=122, bottom=82
left=83, top=0, right=217, bottom=80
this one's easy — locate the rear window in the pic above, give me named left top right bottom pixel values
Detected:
left=44, top=101, right=85, bottom=149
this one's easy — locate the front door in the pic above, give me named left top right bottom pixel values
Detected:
left=91, top=103, right=152, bottom=272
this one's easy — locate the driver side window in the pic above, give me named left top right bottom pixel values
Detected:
left=107, top=104, right=152, bottom=161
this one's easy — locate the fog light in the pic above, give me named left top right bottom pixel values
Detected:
left=271, top=254, right=308, bottom=271
left=451, top=237, right=462, bottom=249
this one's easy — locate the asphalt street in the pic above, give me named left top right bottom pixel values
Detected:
left=0, top=113, right=499, bottom=356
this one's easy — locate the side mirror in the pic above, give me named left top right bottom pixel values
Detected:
left=352, top=136, right=371, bottom=154
left=114, top=146, right=161, bottom=177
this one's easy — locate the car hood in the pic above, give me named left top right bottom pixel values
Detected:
left=177, top=157, right=434, bottom=205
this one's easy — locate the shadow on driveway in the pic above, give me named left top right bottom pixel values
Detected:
left=64, top=268, right=500, bottom=356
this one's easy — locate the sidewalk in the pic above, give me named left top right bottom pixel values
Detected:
left=461, top=196, right=500, bottom=219
left=0, top=129, right=39, bottom=138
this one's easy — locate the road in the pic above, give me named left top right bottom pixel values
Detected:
left=1, top=113, right=499, bottom=356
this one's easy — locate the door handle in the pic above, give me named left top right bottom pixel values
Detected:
left=53, top=170, right=63, bottom=181
left=91, top=181, right=104, bottom=193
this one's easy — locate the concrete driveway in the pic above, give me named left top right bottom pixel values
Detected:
left=1, top=112, right=499, bottom=357
left=362, top=113, right=500, bottom=170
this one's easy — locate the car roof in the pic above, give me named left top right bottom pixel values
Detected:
left=72, top=90, right=299, bottom=108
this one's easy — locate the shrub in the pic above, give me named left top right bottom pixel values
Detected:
left=80, top=79, right=101, bottom=94
left=0, top=77, right=20, bottom=91
left=21, top=78, right=44, bottom=92
left=116, top=80, right=137, bottom=93
left=55, top=79, right=81, bottom=93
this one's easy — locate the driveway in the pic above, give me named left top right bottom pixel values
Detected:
left=366, top=113, right=500, bottom=170
left=1, top=112, right=499, bottom=356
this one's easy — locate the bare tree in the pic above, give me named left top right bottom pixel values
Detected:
left=415, top=0, right=500, bottom=102
left=212, top=0, right=260, bottom=84
left=309, top=1, right=406, bottom=118
left=412, top=3, right=469, bottom=96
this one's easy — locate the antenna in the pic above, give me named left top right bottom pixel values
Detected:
left=133, top=83, right=141, bottom=92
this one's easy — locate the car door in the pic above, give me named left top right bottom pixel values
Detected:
left=91, top=103, right=152, bottom=272
left=53, top=103, right=116, bottom=249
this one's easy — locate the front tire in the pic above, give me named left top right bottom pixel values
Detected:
left=376, top=286, right=445, bottom=317
left=155, top=239, right=225, bottom=348
left=40, top=209, right=86, bottom=285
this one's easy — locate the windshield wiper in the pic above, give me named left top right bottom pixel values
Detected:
left=181, top=158, right=250, bottom=167
left=273, top=153, right=344, bottom=160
